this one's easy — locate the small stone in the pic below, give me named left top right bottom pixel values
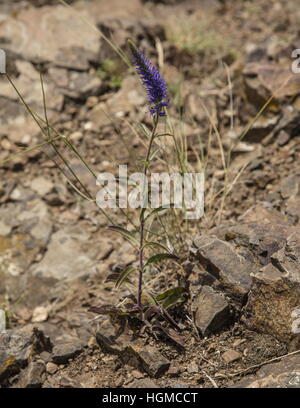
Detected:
left=276, top=130, right=290, bottom=146
left=129, top=344, right=170, bottom=378
left=46, top=362, right=58, bottom=374
left=25, top=361, right=45, bottom=388
left=167, top=365, right=180, bottom=376
left=280, top=175, right=299, bottom=199
left=52, top=342, right=83, bottom=364
left=31, top=306, right=48, bottom=323
left=0, top=220, right=12, bottom=236
left=59, top=376, right=82, bottom=388
left=0, top=309, right=6, bottom=333
left=126, top=378, right=158, bottom=388
left=193, top=285, right=231, bottom=336
left=30, top=177, right=54, bottom=196
left=187, top=362, right=199, bottom=374
left=222, top=349, right=242, bottom=363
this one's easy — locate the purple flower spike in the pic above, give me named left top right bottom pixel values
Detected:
left=129, top=41, right=169, bottom=117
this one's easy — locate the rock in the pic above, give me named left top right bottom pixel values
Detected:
left=186, top=361, right=199, bottom=373
left=88, top=76, right=146, bottom=128
left=10, top=187, right=36, bottom=202
left=0, top=329, right=34, bottom=382
left=0, top=221, right=11, bottom=236
left=46, top=362, right=58, bottom=375
left=51, top=342, right=83, bottom=364
left=30, top=177, right=54, bottom=196
left=0, top=5, right=100, bottom=69
left=0, top=61, right=64, bottom=112
left=216, top=223, right=294, bottom=266
left=24, top=361, right=45, bottom=388
left=30, top=226, right=97, bottom=281
left=280, top=175, right=299, bottom=198
left=192, top=235, right=254, bottom=298
left=128, top=344, right=170, bottom=378
left=96, top=323, right=130, bottom=354
left=31, top=306, right=49, bottom=323
left=126, top=378, right=158, bottom=388
left=238, top=202, right=290, bottom=225
left=276, top=130, right=290, bottom=146
left=192, top=285, right=231, bottom=336
left=243, top=62, right=300, bottom=107
left=58, top=376, right=83, bottom=388
left=232, top=355, right=300, bottom=388
left=242, top=115, right=279, bottom=143
left=244, top=229, right=300, bottom=346
left=222, top=349, right=242, bottom=364
left=286, top=196, right=300, bottom=221
left=0, top=97, right=41, bottom=145
left=96, top=323, right=170, bottom=377
left=0, top=310, right=6, bottom=333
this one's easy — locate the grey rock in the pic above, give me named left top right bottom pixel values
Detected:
left=51, top=342, right=83, bottom=364
left=286, top=196, right=300, bottom=221
left=30, top=227, right=96, bottom=281
left=0, top=61, right=64, bottom=112
left=280, top=174, right=300, bottom=199
left=30, top=177, right=54, bottom=197
left=126, top=378, right=158, bottom=388
left=0, top=5, right=100, bottom=69
left=192, top=285, right=231, bottom=336
left=24, top=361, right=46, bottom=388
left=193, top=235, right=254, bottom=298
left=96, top=323, right=170, bottom=377
left=232, top=355, right=300, bottom=388
left=0, top=330, right=33, bottom=382
left=128, top=344, right=170, bottom=378
left=0, top=221, right=11, bottom=236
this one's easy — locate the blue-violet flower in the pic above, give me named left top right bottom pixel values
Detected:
left=129, top=41, right=169, bottom=117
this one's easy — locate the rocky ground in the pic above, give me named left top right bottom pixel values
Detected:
left=0, top=0, right=300, bottom=388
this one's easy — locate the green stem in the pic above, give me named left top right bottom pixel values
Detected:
left=137, top=113, right=159, bottom=308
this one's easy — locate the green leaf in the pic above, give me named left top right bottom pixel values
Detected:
left=156, top=287, right=185, bottom=302
left=149, top=148, right=160, bottom=162
left=143, top=241, right=171, bottom=253
left=144, top=253, right=180, bottom=268
left=108, top=226, right=138, bottom=244
left=115, top=266, right=137, bottom=289
left=137, top=123, right=150, bottom=138
left=144, top=205, right=170, bottom=221
left=162, top=294, right=185, bottom=310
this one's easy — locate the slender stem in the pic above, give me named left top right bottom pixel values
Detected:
left=137, top=113, right=159, bottom=308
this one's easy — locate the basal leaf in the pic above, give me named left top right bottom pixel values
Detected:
left=145, top=253, right=180, bottom=268
left=156, top=286, right=185, bottom=302
left=115, top=265, right=137, bottom=289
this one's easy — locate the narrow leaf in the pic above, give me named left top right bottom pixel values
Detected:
left=108, top=226, right=138, bottom=244
left=145, top=205, right=170, bottom=221
left=156, top=287, right=185, bottom=302
left=145, top=253, right=180, bottom=267
left=115, top=266, right=137, bottom=289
